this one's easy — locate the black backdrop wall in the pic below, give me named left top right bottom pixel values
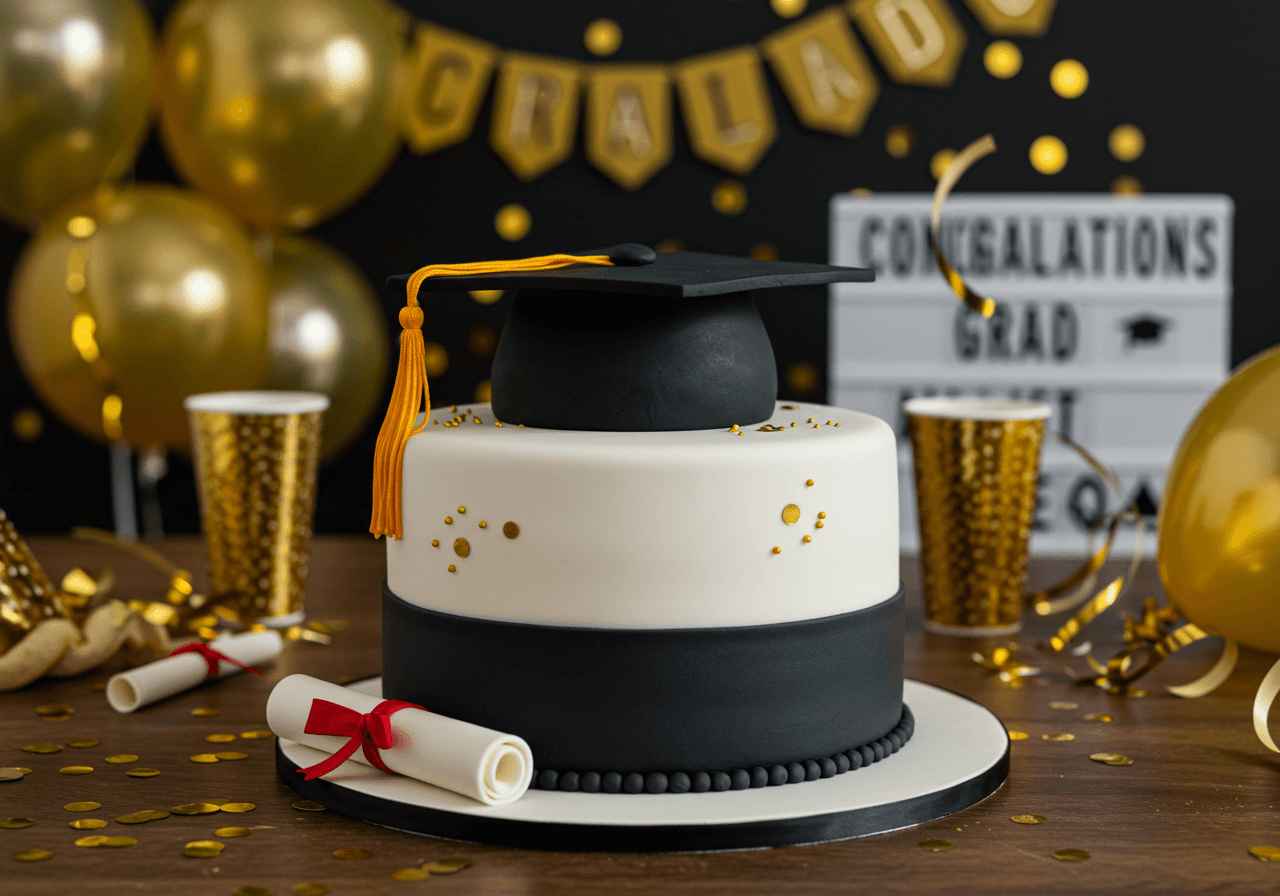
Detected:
left=2, top=0, right=1277, bottom=534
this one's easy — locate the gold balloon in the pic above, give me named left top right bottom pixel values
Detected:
left=259, top=236, right=388, bottom=459
left=155, top=0, right=404, bottom=232
left=8, top=185, right=269, bottom=449
left=0, top=0, right=154, bottom=226
left=1158, top=345, right=1280, bottom=654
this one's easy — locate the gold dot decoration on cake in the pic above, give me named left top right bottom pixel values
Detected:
left=503, top=522, right=520, bottom=539
left=583, top=18, right=622, bottom=56
left=1109, top=124, right=1145, bottom=162
left=444, top=516, right=453, bottom=525
left=469, top=289, right=505, bottom=305
left=728, top=424, right=740, bottom=432
left=803, top=535, right=812, bottom=543
left=1029, top=136, right=1067, bottom=175
left=884, top=125, right=915, bottom=159
left=930, top=149, right=957, bottom=182
left=711, top=180, right=747, bottom=216
left=478, top=521, right=488, bottom=529
left=1111, top=175, right=1143, bottom=196
left=771, top=546, right=781, bottom=555
left=423, top=341, right=449, bottom=377
left=983, top=40, right=1022, bottom=79
left=494, top=203, right=531, bottom=241
left=431, top=539, right=439, bottom=548
left=457, top=506, right=466, bottom=514
left=453, top=538, right=470, bottom=559
left=817, top=511, right=826, bottom=519
left=757, top=424, right=784, bottom=432
left=805, top=479, right=814, bottom=486
left=781, top=504, right=801, bottom=525
left=814, top=521, right=824, bottom=529
left=1049, top=59, right=1088, bottom=98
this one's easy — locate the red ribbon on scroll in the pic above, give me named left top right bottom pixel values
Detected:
left=167, top=642, right=262, bottom=679
left=295, top=698, right=423, bottom=780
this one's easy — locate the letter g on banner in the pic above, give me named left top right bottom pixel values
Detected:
left=401, top=24, right=497, bottom=155
left=847, top=0, right=966, bottom=88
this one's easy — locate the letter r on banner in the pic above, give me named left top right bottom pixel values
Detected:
left=491, top=53, right=581, bottom=181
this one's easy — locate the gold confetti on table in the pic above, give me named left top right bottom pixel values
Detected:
left=235, top=888, right=274, bottom=896
left=69, top=819, right=107, bottom=830
left=0, top=818, right=35, bottom=829
left=171, top=803, right=222, bottom=816
left=189, top=753, right=220, bottom=764
left=1053, top=849, right=1090, bottom=861
left=22, top=743, right=62, bottom=754
left=332, top=847, right=372, bottom=860
left=240, top=731, right=274, bottom=740
left=1250, top=846, right=1280, bottom=862
left=1007, top=731, right=1029, bottom=741
left=183, top=842, right=224, bottom=858
left=1011, top=814, right=1047, bottom=825
left=220, top=802, right=256, bottom=813
left=291, top=885, right=329, bottom=896
left=918, top=839, right=956, bottom=852
left=216, top=826, right=250, bottom=838
left=105, top=754, right=139, bottom=764
left=1042, top=733, right=1075, bottom=742
left=391, top=868, right=430, bottom=881
left=0, top=768, right=24, bottom=782
left=1049, top=702, right=1079, bottom=710
left=292, top=800, right=327, bottom=812
left=13, top=848, right=53, bottom=861
left=12, top=767, right=32, bottom=775
left=59, top=766, right=93, bottom=775
left=1083, top=713, right=1114, bottom=722
left=206, top=733, right=237, bottom=743
left=125, top=768, right=160, bottom=777
left=36, top=703, right=74, bottom=717
left=423, top=858, right=474, bottom=874
left=64, top=801, right=101, bottom=812
left=215, top=751, right=249, bottom=761
left=190, top=707, right=220, bottom=717
left=203, top=798, right=230, bottom=806
left=103, top=836, right=137, bottom=847
left=74, top=835, right=108, bottom=847
left=65, top=738, right=100, bottom=748
left=116, top=810, right=169, bottom=824
left=1089, top=752, right=1134, bottom=766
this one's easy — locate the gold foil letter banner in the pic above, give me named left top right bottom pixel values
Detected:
left=584, top=65, right=672, bottom=191
left=961, top=0, right=1058, bottom=37
left=847, top=0, right=967, bottom=87
left=401, top=24, right=497, bottom=155
left=490, top=53, right=582, bottom=181
left=674, top=46, right=778, bottom=175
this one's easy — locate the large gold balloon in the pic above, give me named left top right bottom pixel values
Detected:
left=1158, top=345, right=1280, bottom=654
left=259, top=236, right=388, bottom=459
left=156, top=0, right=404, bottom=232
left=8, top=185, right=269, bottom=449
left=0, top=0, right=154, bottom=226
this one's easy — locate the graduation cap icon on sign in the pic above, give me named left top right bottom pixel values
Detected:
left=1120, top=314, right=1172, bottom=348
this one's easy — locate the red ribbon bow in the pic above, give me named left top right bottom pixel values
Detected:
left=167, top=642, right=262, bottom=679
left=295, top=698, right=423, bottom=781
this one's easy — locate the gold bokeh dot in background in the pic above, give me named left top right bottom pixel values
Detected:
left=749, top=242, right=779, bottom=260
left=473, top=379, right=492, bottom=402
left=884, top=125, right=915, bottom=159
left=583, top=18, right=622, bottom=57
left=66, top=215, right=96, bottom=238
left=1109, top=124, right=1145, bottom=162
left=711, top=180, right=747, bottom=216
left=423, top=342, right=449, bottom=377
left=468, top=325, right=497, bottom=357
left=930, top=149, right=957, bottom=181
left=849, top=187, right=873, bottom=197
left=1111, top=175, right=1143, bottom=196
left=1029, top=136, right=1067, bottom=174
left=1049, top=59, right=1088, bottom=98
left=11, top=408, right=44, bottom=442
left=469, top=289, right=504, bottom=305
left=771, top=0, right=807, bottom=18
left=494, top=203, right=531, bottom=241
left=786, top=361, right=819, bottom=395
left=983, top=41, right=1022, bottom=79
left=654, top=237, right=685, bottom=253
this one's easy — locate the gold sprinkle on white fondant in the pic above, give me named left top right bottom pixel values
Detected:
left=432, top=419, right=439, bottom=425
left=503, top=521, right=520, bottom=539
left=495, top=422, right=503, bottom=427
left=729, top=424, right=739, bottom=432
left=818, top=511, right=826, bottom=519
left=431, top=539, right=439, bottom=548
left=444, top=516, right=453, bottom=524
left=450, top=405, right=458, bottom=412
left=479, top=521, right=488, bottom=529
left=815, top=521, right=824, bottom=529
left=772, top=546, right=781, bottom=554
left=758, top=425, right=784, bottom=432
left=458, top=506, right=466, bottom=513
left=781, top=404, right=799, bottom=410
left=806, top=479, right=814, bottom=486
left=453, top=538, right=470, bottom=558
left=447, top=565, right=456, bottom=573
left=807, top=418, right=815, bottom=423
left=803, top=535, right=812, bottom=543
left=782, top=504, right=801, bottom=525
left=473, top=418, right=482, bottom=424
left=791, top=422, right=797, bottom=427
left=813, top=424, right=819, bottom=429
left=835, top=422, right=840, bottom=427
left=736, top=432, right=744, bottom=436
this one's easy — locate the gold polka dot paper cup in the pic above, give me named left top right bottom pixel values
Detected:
left=905, top=397, right=1050, bottom=637
left=185, top=392, right=328, bottom=628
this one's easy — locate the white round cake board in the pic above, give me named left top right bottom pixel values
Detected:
left=276, top=678, right=1008, bottom=852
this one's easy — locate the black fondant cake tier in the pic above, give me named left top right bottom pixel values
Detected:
left=382, top=583, right=905, bottom=774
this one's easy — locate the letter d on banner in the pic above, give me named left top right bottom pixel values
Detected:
left=491, top=54, right=581, bottom=181
left=848, top=0, right=967, bottom=87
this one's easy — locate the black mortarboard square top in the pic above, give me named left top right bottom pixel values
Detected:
left=388, top=245, right=874, bottom=432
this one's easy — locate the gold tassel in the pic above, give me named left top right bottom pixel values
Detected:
left=370, top=253, right=615, bottom=539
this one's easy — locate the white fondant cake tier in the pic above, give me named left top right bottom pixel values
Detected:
left=387, top=401, right=898, bottom=629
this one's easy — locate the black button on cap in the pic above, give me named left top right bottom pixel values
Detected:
left=608, top=243, right=657, bottom=265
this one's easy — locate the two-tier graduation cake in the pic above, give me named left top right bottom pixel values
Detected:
left=276, top=245, right=1009, bottom=850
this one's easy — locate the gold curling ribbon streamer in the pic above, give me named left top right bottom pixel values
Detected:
left=1043, top=576, right=1123, bottom=654
left=1254, top=657, right=1280, bottom=752
left=370, top=253, right=616, bottom=540
left=931, top=134, right=997, bottom=318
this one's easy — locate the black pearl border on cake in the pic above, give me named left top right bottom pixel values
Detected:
left=530, top=706, right=914, bottom=794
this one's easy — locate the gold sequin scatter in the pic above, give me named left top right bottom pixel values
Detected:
left=215, top=752, right=248, bottom=761
left=292, top=800, right=327, bottom=812
left=22, top=743, right=62, bottom=754
left=1042, top=733, right=1075, bottom=742
left=1249, top=846, right=1280, bottom=862
left=453, top=538, right=470, bottom=559
left=220, top=802, right=255, bottom=813
left=105, top=754, right=139, bottom=764
left=59, top=766, right=93, bottom=775
left=1007, top=731, right=1029, bottom=741
left=1084, top=713, right=1113, bottom=723
left=332, top=847, right=372, bottom=860
left=235, top=888, right=274, bottom=896
left=0, top=818, right=35, bottom=829
left=36, top=703, right=73, bottom=717
left=216, top=827, right=251, bottom=838
left=64, top=802, right=101, bottom=812
left=1089, top=752, right=1134, bottom=766
left=423, top=858, right=473, bottom=874
left=75, top=835, right=108, bottom=847
left=69, top=819, right=107, bottom=830
left=103, top=836, right=137, bottom=847
left=206, top=733, right=237, bottom=743
left=203, top=799, right=230, bottom=806
left=183, top=844, right=224, bottom=858
left=190, top=754, right=220, bottom=764
left=0, top=768, right=23, bottom=782
left=125, top=768, right=160, bottom=777
left=171, top=803, right=222, bottom=816
left=503, top=522, right=520, bottom=539
left=14, top=848, right=53, bottom=861
left=782, top=504, right=801, bottom=524
left=1053, top=849, right=1090, bottom=862
left=392, top=868, right=430, bottom=881
left=1049, top=701, right=1078, bottom=710
left=116, top=810, right=168, bottom=824
left=292, top=885, right=329, bottom=896
left=918, top=839, right=955, bottom=852
left=1011, top=814, right=1047, bottom=825
left=191, top=707, right=219, bottom=717
left=66, top=739, right=99, bottom=748
left=240, top=730, right=274, bottom=740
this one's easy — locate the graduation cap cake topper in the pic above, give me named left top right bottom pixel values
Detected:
left=371, top=245, right=873, bottom=539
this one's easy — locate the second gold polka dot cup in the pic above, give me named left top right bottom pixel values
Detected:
left=186, top=391, right=328, bottom=627
left=905, top=397, right=1050, bottom=636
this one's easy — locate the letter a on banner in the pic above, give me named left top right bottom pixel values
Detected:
left=401, top=24, right=497, bottom=155
left=961, top=0, right=1058, bottom=36
left=848, top=0, right=966, bottom=87
left=674, top=46, right=777, bottom=175
left=761, top=6, right=880, bottom=136
left=491, top=53, right=581, bottom=181
left=585, top=65, right=672, bottom=191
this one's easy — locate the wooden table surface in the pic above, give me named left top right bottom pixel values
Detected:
left=3, top=536, right=1278, bottom=895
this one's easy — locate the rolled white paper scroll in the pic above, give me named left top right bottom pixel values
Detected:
left=106, top=630, right=283, bottom=713
left=266, top=673, right=533, bottom=806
